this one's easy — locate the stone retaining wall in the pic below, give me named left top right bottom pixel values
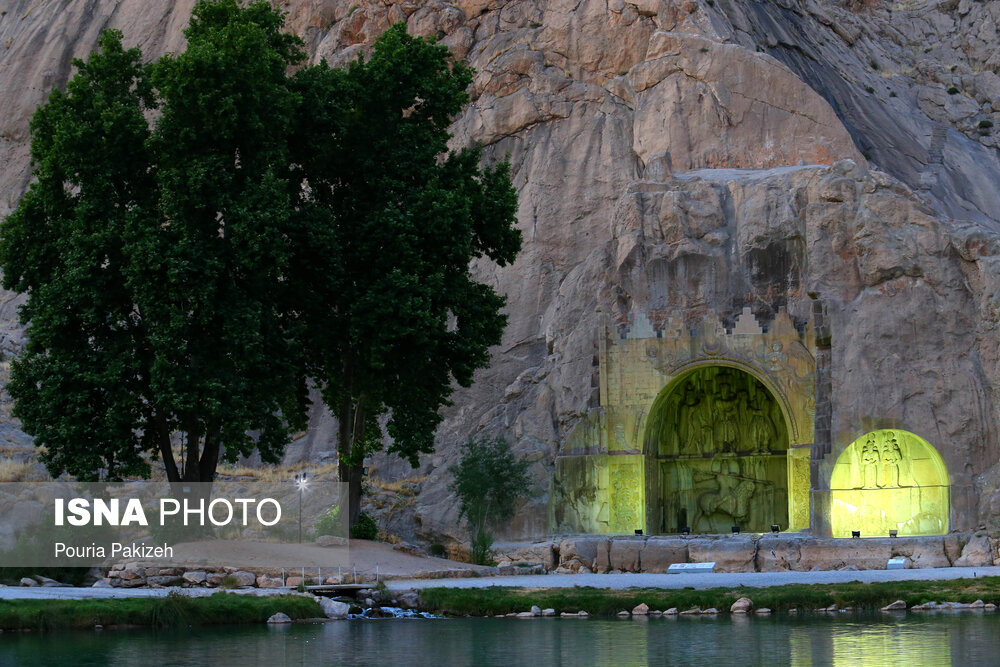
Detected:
left=96, top=562, right=547, bottom=589
left=495, top=532, right=1000, bottom=574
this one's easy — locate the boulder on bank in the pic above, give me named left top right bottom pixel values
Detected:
left=319, top=597, right=350, bottom=620
left=256, top=575, right=283, bottom=589
left=632, top=603, right=649, bottom=615
left=881, top=600, right=907, bottom=611
left=35, top=575, right=71, bottom=588
left=954, top=535, right=994, bottom=567
left=267, top=612, right=292, bottom=624
left=231, top=571, right=256, bottom=587
left=731, top=597, right=753, bottom=613
left=397, top=591, right=420, bottom=609
left=145, top=575, right=184, bottom=587
left=182, top=571, right=207, bottom=585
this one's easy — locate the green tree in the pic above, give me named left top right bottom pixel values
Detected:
left=0, top=1, right=309, bottom=482
left=290, top=24, right=521, bottom=524
left=0, top=3, right=520, bottom=503
left=449, top=437, right=530, bottom=565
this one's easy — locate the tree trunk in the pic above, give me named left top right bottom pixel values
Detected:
left=154, top=415, right=181, bottom=483
left=198, top=431, right=221, bottom=482
left=183, top=417, right=201, bottom=482
left=339, top=458, right=364, bottom=528
left=337, top=386, right=366, bottom=528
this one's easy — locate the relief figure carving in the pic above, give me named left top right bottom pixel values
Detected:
left=748, top=392, right=774, bottom=454
left=861, top=436, right=881, bottom=489
left=713, top=381, right=739, bottom=453
left=881, top=433, right=903, bottom=488
left=676, top=382, right=712, bottom=455
left=692, top=472, right=756, bottom=531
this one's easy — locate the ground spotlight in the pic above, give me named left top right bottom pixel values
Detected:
left=889, top=529, right=898, bottom=538
left=681, top=526, right=691, bottom=536
left=635, top=529, right=643, bottom=536
left=731, top=526, right=741, bottom=534
left=771, top=525, right=780, bottom=535
left=851, top=530, right=861, bottom=539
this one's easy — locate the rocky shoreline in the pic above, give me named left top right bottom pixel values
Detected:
left=485, top=595, right=1000, bottom=620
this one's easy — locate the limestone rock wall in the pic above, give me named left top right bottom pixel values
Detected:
left=1, top=0, right=999, bottom=545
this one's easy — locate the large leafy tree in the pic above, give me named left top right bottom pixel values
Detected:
left=0, top=3, right=520, bottom=508
left=0, top=2, right=309, bottom=482
left=290, top=24, right=520, bottom=522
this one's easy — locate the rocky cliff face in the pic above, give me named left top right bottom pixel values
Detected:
left=1, top=0, right=999, bottom=545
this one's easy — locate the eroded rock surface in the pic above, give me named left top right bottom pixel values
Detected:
left=1, top=1, right=999, bottom=546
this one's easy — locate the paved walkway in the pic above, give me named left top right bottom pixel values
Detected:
left=385, top=566, right=1000, bottom=591
left=4, top=565, right=1000, bottom=599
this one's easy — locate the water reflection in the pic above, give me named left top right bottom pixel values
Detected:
left=2, top=612, right=999, bottom=666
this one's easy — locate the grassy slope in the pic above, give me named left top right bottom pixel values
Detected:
left=419, top=577, right=1000, bottom=616
left=0, top=593, right=322, bottom=631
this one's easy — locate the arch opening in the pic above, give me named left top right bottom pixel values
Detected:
left=830, top=429, right=949, bottom=537
left=645, top=365, right=790, bottom=533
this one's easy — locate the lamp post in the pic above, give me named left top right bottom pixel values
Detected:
left=294, top=472, right=309, bottom=543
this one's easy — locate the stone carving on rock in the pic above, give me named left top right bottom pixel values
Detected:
left=712, top=379, right=740, bottom=454
left=881, top=433, right=903, bottom=489
left=551, top=308, right=814, bottom=534
left=861, top=435, right=881, bottom=489
left=747, top=390, right=775, bottom=455
left=609, top=459, right=643, bottom=533
left=676, top=381, right=712, bottom=456
left=830, top=429, right=948, bottom=537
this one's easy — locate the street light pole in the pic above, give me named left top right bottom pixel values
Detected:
left=294, top=472, right=308, bottom=544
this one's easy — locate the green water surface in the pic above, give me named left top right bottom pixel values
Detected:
left=1, top=611, right=997, bottom=666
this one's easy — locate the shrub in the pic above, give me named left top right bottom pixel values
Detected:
left=350, top=512, right=378, bottom=540
left=314, top=505, right=342, bottom=537
left=947, top=86, right=960, bottom=95
left=979, top=119, right=994, bottom=129
left=449, top=437, right=530, bottom=565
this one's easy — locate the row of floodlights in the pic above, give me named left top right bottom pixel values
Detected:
left=853, top=530, right=899, bottom=538
left=634, top=527, right=902, bottom=537
left=634, top=526, right=779, bottom=536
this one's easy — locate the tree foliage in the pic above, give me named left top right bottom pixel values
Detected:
left=449, top=437, right=530, bottom=565
left=290, top=24, right=521, bottom=522
left=0, top=1, right=520, bottom=493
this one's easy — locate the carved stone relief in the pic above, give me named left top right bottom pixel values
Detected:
left=829, top=429, right=949, bottom=537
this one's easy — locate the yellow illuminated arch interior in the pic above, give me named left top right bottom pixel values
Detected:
left=830, top=429, right=949, bottom=537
